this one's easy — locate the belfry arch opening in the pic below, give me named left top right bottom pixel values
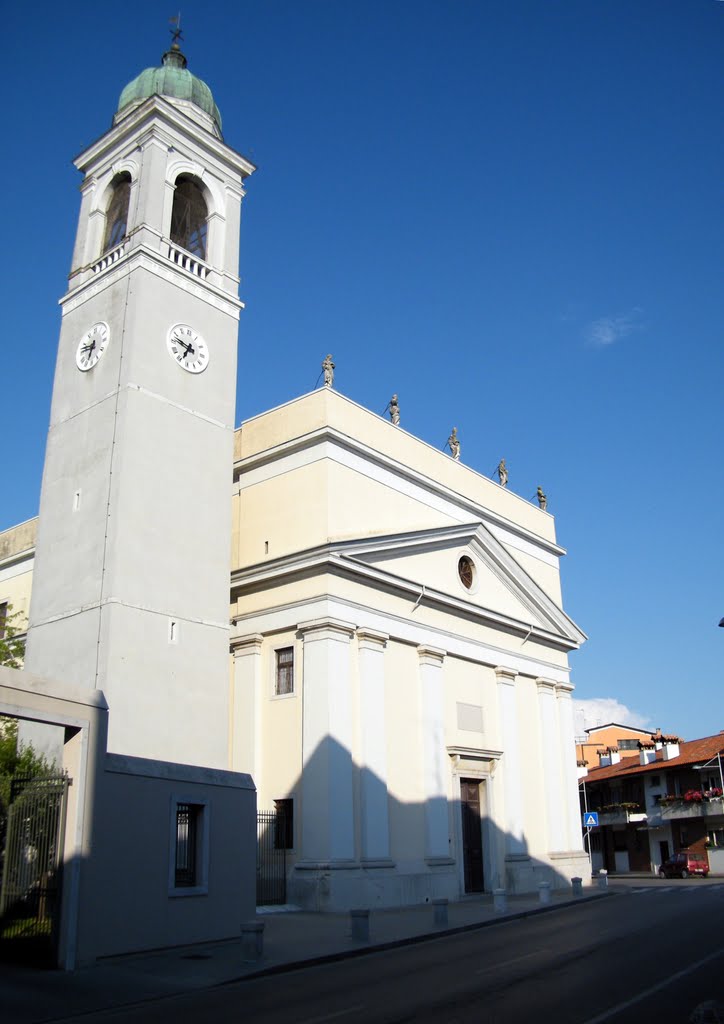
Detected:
left=102, top=173, right=131, bottom=254
left=170, top=175, right=208, bottom=261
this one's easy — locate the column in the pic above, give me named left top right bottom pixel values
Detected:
left=496, top=667, right=527, bottom=857
left=230, top=634, right=263, bottom=787
left=556, top=683, right=585, bottom=852
left=537, top=679, right=566, bottom=852
left=357, top=630, right=392, bottom=863
left=418, top=646, right=450, bottom=861
left=299, top=618, right=356, bottom=864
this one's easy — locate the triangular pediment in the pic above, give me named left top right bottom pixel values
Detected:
left=333, top=522, right=586, bottom=645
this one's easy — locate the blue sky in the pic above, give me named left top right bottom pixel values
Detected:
left=2, top=2, right=722, bottom=739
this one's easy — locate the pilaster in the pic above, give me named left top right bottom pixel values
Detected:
left=536, top=678, right=566, bottom=851
left=418, top=645, right=450, bottom=862
left=230, top=633, right=264, bottom=785
left=357, top=629, right=391, bottom=863
left=131, top=134, right=170, bottom=253
left=495, top=667, right=528, bottom=859
left=298, top=618, right=356, bottom=865
left=555, top=682, right=584, bottom=852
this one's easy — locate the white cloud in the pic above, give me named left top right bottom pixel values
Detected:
left=585, top=308, right=644, bottom=347
left=574, top=697, right=652, bottom=736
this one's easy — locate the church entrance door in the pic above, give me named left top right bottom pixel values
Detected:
left=460, top=779, right=484, bottom=893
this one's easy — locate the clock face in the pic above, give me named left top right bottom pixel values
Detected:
left=76, top=322, right=110, bottom=371
left=167, top=324, right=209, bottom=374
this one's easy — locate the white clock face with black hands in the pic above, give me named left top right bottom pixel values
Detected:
left=167, top=324, right=209, bottom=374
left=76, top=322, right=110, bottom=371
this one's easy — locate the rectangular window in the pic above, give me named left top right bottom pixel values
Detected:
left=274, top=798, right=294, bottom=850
left=175, top=803, right=200, bottom=887
left=618, top=739, right=639, bottom=750
left=275, top=647, right=294, bottom=696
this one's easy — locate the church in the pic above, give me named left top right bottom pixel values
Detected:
left=1, top=33, right=588, bottom=940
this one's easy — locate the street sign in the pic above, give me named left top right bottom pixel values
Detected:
left=582, top=812, right=599, bottom=828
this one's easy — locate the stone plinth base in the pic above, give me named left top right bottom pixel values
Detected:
left=504, top=851, right=591, bottom=893
left=289, top=860, right=459, bottom=912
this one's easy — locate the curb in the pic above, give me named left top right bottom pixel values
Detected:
left=234, top=890, right=612, bottom=983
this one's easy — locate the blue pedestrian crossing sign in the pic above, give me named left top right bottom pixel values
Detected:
left=583, top=812, right=599, bottom=828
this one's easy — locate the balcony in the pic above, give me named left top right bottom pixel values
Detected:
left=648, top=794, right=723, bottom=826
left=167, top=242, right=209, bottom=279
left=91, top=241, right=126, bottom=275
left=596, top=804, right=647, bottom=826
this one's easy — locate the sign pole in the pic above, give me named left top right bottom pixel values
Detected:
left=581, top=779, right=592, bottom=873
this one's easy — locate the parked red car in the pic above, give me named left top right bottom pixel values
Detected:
left=658, top=852, right=709, bottom=878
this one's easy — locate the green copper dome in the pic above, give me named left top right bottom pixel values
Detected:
left=117, top=44, right=222, bottom=133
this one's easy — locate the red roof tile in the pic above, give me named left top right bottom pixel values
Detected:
left=583, top=731, right=724, bottom=783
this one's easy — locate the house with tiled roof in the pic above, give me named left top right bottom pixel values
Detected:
left=575, top=722, right=656, bottom=778
left=580, top=729, right=724, bottom=876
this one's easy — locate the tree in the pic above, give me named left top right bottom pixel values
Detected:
left=0, top=603, right=25, bottom=670
left=0, top=719, right=54, bottom=813
left=0, top=607, right=53, bottom=850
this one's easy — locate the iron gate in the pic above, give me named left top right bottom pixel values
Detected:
left=0, top=773, right=69, bottom=964
left=256, top=810, right=287, bottom=905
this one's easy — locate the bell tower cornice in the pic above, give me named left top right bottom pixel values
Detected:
left=74, top=95, right=256, bottom=182
left=60, top=243, right=244, bottom=320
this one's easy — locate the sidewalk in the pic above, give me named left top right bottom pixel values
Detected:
left=1, top=886, right=610, bottom=1024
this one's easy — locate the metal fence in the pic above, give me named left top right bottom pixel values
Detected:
left=0, top=774, right=69, bottom=964
left=256, top=810, right=287, bottom=906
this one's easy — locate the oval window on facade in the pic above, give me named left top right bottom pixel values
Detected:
left=170, top=177, right=208, bottom=260
left=458, top=555, right=475, bottom=590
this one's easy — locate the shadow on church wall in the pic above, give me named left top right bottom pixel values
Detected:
left=256, top=733, right=588, bottom=912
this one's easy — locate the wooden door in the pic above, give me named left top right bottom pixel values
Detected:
left=460, top=779, right=484, bottom=893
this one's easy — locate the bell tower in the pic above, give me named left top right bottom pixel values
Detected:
left=24, top=39, right=255, bottom=768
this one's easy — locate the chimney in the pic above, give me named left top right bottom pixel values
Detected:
left=639, top=742, right=656, bottom=766
left=653, top=727, right=663, bottom=751
left=598, top=750, right=611, bottom=767
left=608, top=746, right=621, bottom=765
left=662, top=736, right=681, bottom=761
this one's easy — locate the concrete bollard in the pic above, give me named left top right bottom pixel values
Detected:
left=538, top=881, right=552, bottom=905
left=571, top=877, right=583, bottom=898
left=597, top=869, right=608, bottom=890
left=493, top=888, right=507, bottom=914
left=350, top=908, right=370, bottom=942
left=432, top=898, right=448, bottom=927
left=241, top=921, right=265, bottom=961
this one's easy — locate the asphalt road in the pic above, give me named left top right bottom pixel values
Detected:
left=59, top=880, right=724, bottom=1024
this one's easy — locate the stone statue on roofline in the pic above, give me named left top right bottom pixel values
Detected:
left=537, top=486, right=547, bottom=511
left=447, top=427, right=460, bottom=461
left=322, top=354, right=335, bottom=388
left=496, top=458, right=508, bottom=487
left=389, top=394, right=400, bottom=426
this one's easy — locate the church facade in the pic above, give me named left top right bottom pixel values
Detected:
left=1, top=37, right=589, bottom=924
left=229, top=388, right=588, bottom=908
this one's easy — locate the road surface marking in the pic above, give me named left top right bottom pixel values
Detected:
left=579, top=945, right=724, bottom=1024
left=475, top=949, right=551, bottom=974
left=299, top=1006, right=365, bottom=1024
